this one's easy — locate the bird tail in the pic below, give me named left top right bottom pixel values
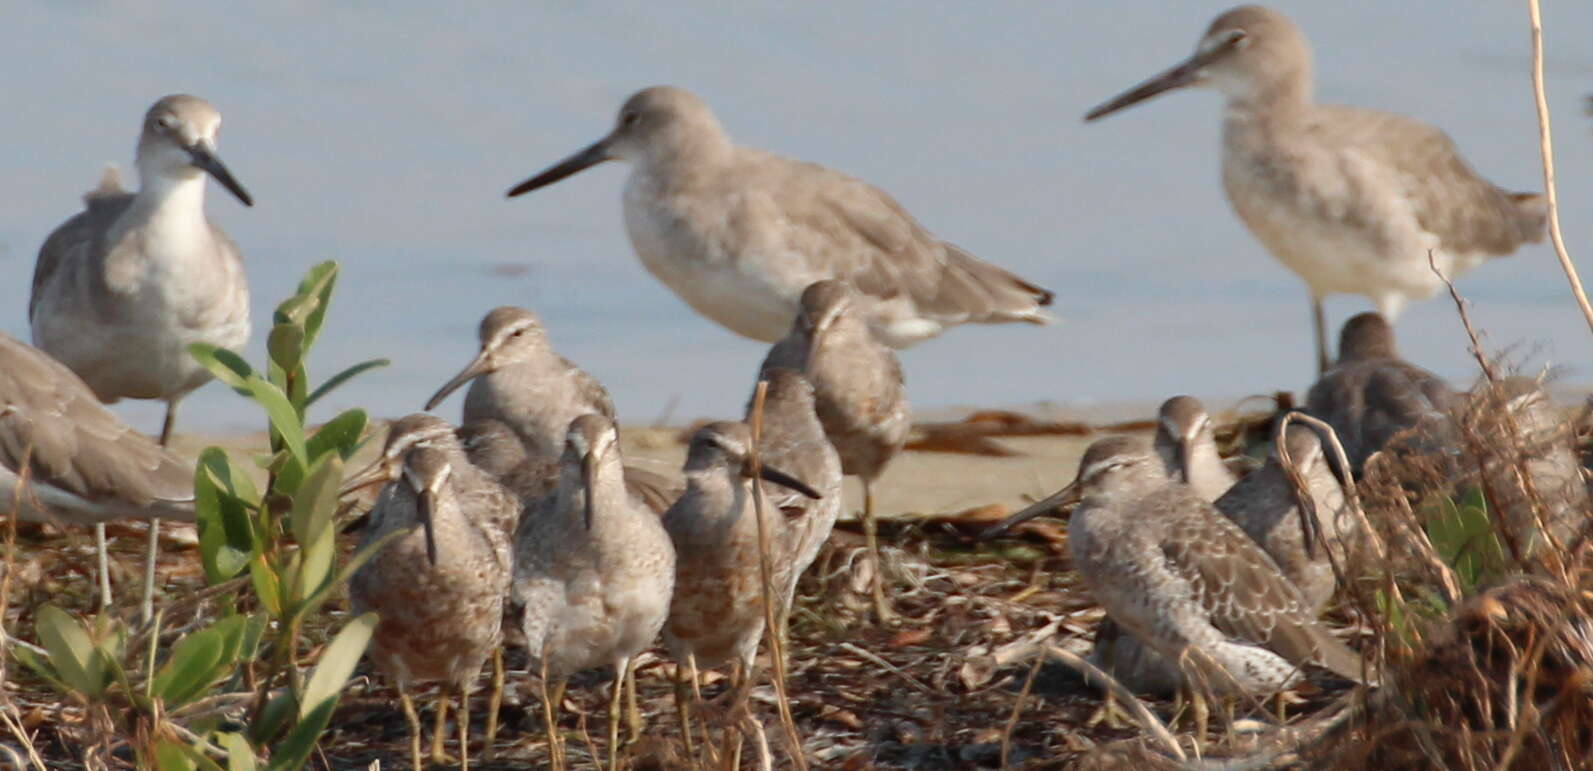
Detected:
left=938, top=242, right=1058, bottom=326
left=1509, top=192, right=1549, bottom=244
left=84, top=165, right=128, bottom=204
left=1312, top=625, right=1378, bottom=686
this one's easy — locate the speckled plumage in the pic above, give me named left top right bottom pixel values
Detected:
left=0, top=333, right=193, bottom=524
left=348, top=415, right=516, bottom=690
left=1218, top=425, right=1357, bottom=611
left=1306, top=312, right=1455, bottom=471
left=507, top=85, right=1054, bottom=349
left=752, top=369, right=845, bottom=605
left=1006, top=436, right=1367, bottom=694
left=1086, top=6, right=1545, bottom=370
left=512, top=414, right=674, bottom=681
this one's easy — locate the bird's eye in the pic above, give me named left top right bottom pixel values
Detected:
left=621, top=111, right=640, bottom=127
left=1229, top=29, right=1249, bottom=48
left=155, top=114, right=177, bottom=130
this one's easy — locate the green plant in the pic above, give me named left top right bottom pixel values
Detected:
left=15, top=261, right=391, bottom=770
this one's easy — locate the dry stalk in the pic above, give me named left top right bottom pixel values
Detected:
left=836, top=642, right=934, bottom=695
left=1039, top=644, right=1186, bottom=761
left=1525, top=0, right=1593, bottom=338
left=999, top=656, right=1042, bottom=769
left=746, top=381, right=808, bottom=771
left=1276, top=412, right=1387, bottom=562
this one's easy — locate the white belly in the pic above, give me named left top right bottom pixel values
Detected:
left=622, top=184, right=801, bottom=343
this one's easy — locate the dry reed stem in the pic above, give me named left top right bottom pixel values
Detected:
left=746, top=381, right=808, bottom=771
left=998, top=656, right=1042, bottom=769
left=1526, top=0, right=1593, bottom=338
left=1, top=452, right=47, bottom=771
left=1037, top=644, right=1187, bottom=761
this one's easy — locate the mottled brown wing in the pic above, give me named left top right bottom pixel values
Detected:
left=1158, top=488, right=1365, bottom=681
left=623, top=465, right=682, bottom=516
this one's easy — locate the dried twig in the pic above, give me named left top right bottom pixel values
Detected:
left=747, top=381, right=808, bottom=771
left=999, top=656, right=1043, bottom=769
left=1526, top=0, right=1593, bottom=338
left=837, top=642, right=935, bottom=695
left=1040, top=645, right=1186, bottom=762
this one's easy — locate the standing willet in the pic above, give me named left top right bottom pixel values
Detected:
left=425, top=306, right=681, bottom=512
left=346, top=414, right=517, bottom=771
left=760, top=280, right=910, bottom=621
left=661, top=418, right=827, bottom=758
left=0, top=334, right=194, bottom=608
left=1154, top=396, right=1238, bottom=503
left=1305, top=313, right=1455, bottom=471
left=985, top=436, right=1367, bottom=699
left=506, top=85, right=1055, bottom=348
left=512, top=414, right=675, bottom=770
left=1217, top=424, right=1356, bottom=611
left=30, top=94, right=253, bottom=621
left=1084, top=6, right=1547, bottom=372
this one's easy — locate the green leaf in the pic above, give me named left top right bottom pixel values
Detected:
left=11, top=645, right=70, bottom=694
left=249, top=555, right=284, bottom=618
left=249, top=689, right=297, bottom=748
left=217, top=732, right=258, bottom=771
left=187, top=344, right=255, bottom=395
left=266, top=325, right=306, bottom=385
left=246, top=376, right=308, bottom=467
left=291, top=527, right=406, bottom=626
left=195, top=448, right=259, bottom=583
left=306, top=409, right=368, bottom=463
left=268, top=612, right=375, bottom=771
left=305, top=359, right=389, bottom=409
left=35, top=606, right=102, bottom=697
left=288, top=457, right=342, bottom=546
left=154, top=739, right=201, bottom=771
left=151, top=615, right=248, bottom=708
left=299, top=261, right=339, bottom=352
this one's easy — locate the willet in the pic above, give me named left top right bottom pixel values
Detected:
left=1154, top=396, right=1238, bottom=503
left=1305, top=312, right=1455, bottom=471
left=512, top=414, right=675, bottom=770
left=346, top=414, right=517, bottom=771
left=986, top=436, right=1367, bottom=700
left=1084, top=6, right=1547, bottom=372
left=760, top=280, right=910, bottom=621
left=0, top=333, right=194, bottom=608
left=661, top=417, right=828, bottom=759
left=30, top=94, right=253, bottom=621
left=506, top=85, right=1056, bottom=348
left=1217, top=424, right=1356, bottom=611
left=425, top=306, right=681, bottom=513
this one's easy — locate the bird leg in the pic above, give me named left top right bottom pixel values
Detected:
left=1311, top=296, right=1330, bottom=375
left=457, top=683, right=471, bottom=771
left=400, top=690, right=423, bottom=771
left=430, top=692, right=452, bottom=765
left=674, top=659, right=698, bottom=763
left=624, top=658, right=642, bottom=743
left=93, top=523, right=112, bottom=609
left=140, top=517, right=160, bottom=625
left=484, top=648, right=503, bottom=762
left=862, top=477, right=894, bottom=624
left=606, top=663, right=626, bottom=771
left=539, top=663, right=567, bottom=771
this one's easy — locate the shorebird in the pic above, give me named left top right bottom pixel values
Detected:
left=661, top=418, right=827, bottom=758
left=1457, top=377, right=1590, bottom=557
left=455, top=418, right=557, bottom=503
left=1084, top=5, right=1547, bottom=372
left=1154, top=396, right=1238, bottom=503
left=512, top=414, right=675, bottom=770
left=1305, top=312, right=1455, bottom=471
left=986, top=436, right=1367, bottom=700
left=760, top=280, right=910, bottom=621
left=1087, top=396, right=1239, bottom=697
left=1217, top=424, right=1356, bottom=611
left=425, top=306, right=681, bottom=513
left=0, top=333, right=194, bottom=607
left=506, top=85, right=1055, bottom=348
left=346, top=414, right=517, bottom=771
left=30, top=94, right=253, bottom=621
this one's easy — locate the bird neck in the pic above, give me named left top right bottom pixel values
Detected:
left=128, top=167, right=211, bottom=243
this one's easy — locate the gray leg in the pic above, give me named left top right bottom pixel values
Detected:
left=863, top=477, right=893, bottom=623
left=95, top=523, right=112, bottom=609
left=145, top=400, right=179, bottom=625
left=1312, top=296, right=1330, bottom=375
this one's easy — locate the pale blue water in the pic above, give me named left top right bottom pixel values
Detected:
left=2, top=2, right=1591, bottom=435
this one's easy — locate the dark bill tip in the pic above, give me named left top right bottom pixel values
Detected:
left=189, top=145, right=253, bottom=207
left=506, top=137, right=615, bottom=198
